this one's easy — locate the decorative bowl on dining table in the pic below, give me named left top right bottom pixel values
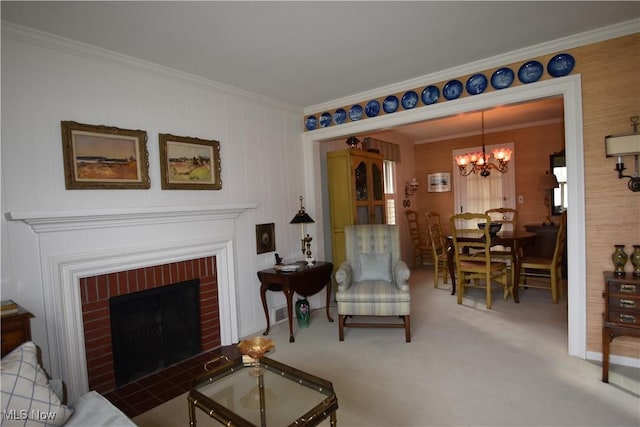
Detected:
left=478, top=222, right=502, bottom=235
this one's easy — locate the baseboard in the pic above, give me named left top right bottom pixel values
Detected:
left=586, top=350, right=640, bottom=368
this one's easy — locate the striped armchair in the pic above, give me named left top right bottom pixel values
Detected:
left=335, top=224, right=411, bottom=342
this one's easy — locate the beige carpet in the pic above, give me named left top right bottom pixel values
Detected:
left=133, top=268, right=640, bottom=427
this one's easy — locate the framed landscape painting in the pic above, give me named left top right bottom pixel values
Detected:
left=159, top=134, right=222, bottom=190
left=61, top=121, right=150, bottom=189
left=427, top=172, right=451, bottom=193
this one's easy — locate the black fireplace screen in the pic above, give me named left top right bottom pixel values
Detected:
left=109, top=279, right=201, bottom=387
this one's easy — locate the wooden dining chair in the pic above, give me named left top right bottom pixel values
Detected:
left=485, top=207, right=518, bottom=284
left=518, top=210, right=567, bottom=303
left=405, top=210, right=432, bottom=268
left=426, top=211, right=448, bottom=288
left=449, top=213, right=510, bottom=309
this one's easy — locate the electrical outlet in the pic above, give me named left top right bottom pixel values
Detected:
left=518, top=195, right=524, bottom=204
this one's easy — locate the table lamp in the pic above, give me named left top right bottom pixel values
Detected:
left=290, top=196, right=315, bottom=265
left=540, top=171, right=559, bottom=225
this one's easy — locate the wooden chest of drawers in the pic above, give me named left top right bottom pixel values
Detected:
left=602, top=272, right=640, bottom=382
left=1, top=304, right=34, bottom=357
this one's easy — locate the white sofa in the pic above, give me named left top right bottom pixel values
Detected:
left=1, top=341, right=136, bottom=427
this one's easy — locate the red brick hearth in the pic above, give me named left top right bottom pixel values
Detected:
left=80, top=256, right=220, bottom=394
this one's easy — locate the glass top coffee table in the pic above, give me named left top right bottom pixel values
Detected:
left=188, top=355, right=338, bottom=426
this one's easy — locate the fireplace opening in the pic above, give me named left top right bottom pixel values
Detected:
left=109, top=279, right=201, bottom=387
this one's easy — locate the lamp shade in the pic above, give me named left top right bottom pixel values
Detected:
left=290, top=195, right=315, bottom=224
left=540, top=171, right=559, bottom=189
left=290, top=211, right=314, bottom=224
left=605, top=133, right=640, bottom=157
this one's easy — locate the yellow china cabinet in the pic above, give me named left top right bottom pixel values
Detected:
left=327, top=149, right=386, bottom=267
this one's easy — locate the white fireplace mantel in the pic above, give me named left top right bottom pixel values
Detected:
left=7, top=203, right=257, bottom=402
left=8, top=204, right=258, bottom=233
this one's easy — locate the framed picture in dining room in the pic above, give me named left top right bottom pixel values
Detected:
left=60, top=121, right=150, bottom=189
left=159, top=134, right=222, bottom=190
left=427, top=172, right=451, bottom=193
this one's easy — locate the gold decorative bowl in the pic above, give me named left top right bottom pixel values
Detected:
left=237, top=337, right=275, bottom=360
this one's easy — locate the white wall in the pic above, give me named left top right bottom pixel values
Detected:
left=1, top=26, right=312, bottom=365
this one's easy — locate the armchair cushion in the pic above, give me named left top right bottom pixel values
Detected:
left=358, top=252, right=392, bottom=282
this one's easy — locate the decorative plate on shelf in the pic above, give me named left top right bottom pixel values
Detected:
left=465, top=73, right=488, bottom=95
left=443, top=80, right=463, bottom=100
left=547, top=53, right=575, bottom=77
left=401, top=91, right=418, bottom=109
left=383, top=95, right=399, bottom=113
left=518, top=60, right=543, bottom=84
left=349, top=104, right=363, bottom=121
left=365, top=100, right=380, bottom=117
left=319, top=112, right=332, bottom=128
left=305, top=115, right=317, bottom=131
left=333, top=108, right=347, bottom=125
left=491, top=67, right=515, bottom=90
left=421, top=85, right=439, bottom=105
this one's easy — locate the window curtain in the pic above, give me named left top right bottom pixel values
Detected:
left=363, top=138, right=401, bottom=163
left=452, top=142, right=515, bottom=218
left=466, top=172, right=504, bottom=215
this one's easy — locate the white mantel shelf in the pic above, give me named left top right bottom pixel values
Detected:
left=8, top=204, right=258, bottom=233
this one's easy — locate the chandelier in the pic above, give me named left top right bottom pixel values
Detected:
left=454, top=111, right=512, bottom=177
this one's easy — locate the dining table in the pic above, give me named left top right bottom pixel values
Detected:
left=446, top=230, right=536, bottom=303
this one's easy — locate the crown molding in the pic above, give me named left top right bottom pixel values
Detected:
left=1, top=22, right=302, bottom=114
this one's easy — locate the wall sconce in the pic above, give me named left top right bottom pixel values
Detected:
left=605, top=116, right=640, bottom=192
left=289, top=196, right=315, bottom=265
left=405, top=178, right=419, bottom=198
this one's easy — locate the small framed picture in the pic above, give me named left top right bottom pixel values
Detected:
left=159, top=134, right=222, bottom=190
left=427, top=172, right=451, bottom=193
left=256, top=223, right=276, bottom=254
left=61, top=121, right=150, bottom=189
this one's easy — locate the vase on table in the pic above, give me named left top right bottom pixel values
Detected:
left=295, top=298, right=310, bottom=329
left=631, top=245, right=640, bottom=277
left=611, top=245, right=628, bottom=276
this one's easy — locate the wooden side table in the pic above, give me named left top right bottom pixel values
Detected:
left=602, top=271, right=640, bottom=382
left=258, top=261, right=333, bottom=342
left=1, top=303, right=35, bottom=357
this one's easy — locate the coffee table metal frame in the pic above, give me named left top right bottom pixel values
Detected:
left=188, top=355, right=338, bottom=427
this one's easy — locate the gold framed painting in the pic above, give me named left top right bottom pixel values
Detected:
left=159, top=134, right=222, bottom=190
left=61, top=121, right=150, bottom=189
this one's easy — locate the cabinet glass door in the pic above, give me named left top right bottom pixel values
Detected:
left=356, top=206, right=370, bottom=224
left=355, top=161, right=368, bottom=201
left=372, top=163, right=383, bottom=201
left=372, top=205, right=385, bottom=224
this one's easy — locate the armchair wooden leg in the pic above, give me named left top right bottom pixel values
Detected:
left=404, top=315, right=411, bottom=343
left=338, top=315, right=345, bottom=341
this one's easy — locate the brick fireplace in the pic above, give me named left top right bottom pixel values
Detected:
left=8, top=204, right=255, bottom=404
left=81, top=256, right=220, bottom=394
